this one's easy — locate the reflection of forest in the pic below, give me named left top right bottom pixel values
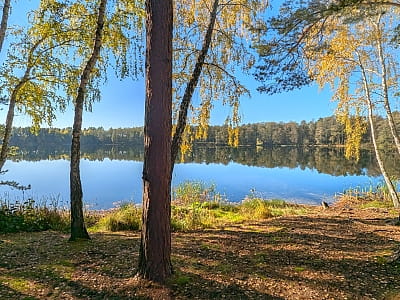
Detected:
left=10, top=145, right=399, bottom=178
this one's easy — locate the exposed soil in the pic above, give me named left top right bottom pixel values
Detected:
left=1, top=206, right=400, bottom=299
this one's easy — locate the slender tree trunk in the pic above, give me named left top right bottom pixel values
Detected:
left=171, top=0, right=219, bottom=174
left=0, top=75, right=30, bottom=172
left=0, top=96, right=16, bottom=172
left=137, top=0, right=173, bottom=283
left=69, top=0, right=107, bottom=241
left=359, top=56, right=400, bottom=208
left=0, top=0, right=12, bottom=170
left=0, top=34, right=44, bottom=173
left=0, top=0, right=11, bottom=53
left=375, top=17, right=400, bottom=156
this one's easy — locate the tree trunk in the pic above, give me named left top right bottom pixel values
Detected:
left=171, top=0, right=219, bottom=174
left=359, top=55, right=400, bottom=208
left=137, top=0, right=173, bottom=283
left=0, top=76, right=30, bottom=172
left=0, top=0, right=11, bottom=53
left=366, top=96, right=400, bottom=208
left=375, top=17, right=400, bottom=156
left=69, top=0, right=107, bottom=241
left=0, top=97, right=15, bottom=172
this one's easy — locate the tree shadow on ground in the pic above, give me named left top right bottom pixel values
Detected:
left=172, top=215, right=400, bottom=299
left=1, top=213, right=400, bottom=299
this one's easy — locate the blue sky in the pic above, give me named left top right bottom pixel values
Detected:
left=0, top=1, right=336, bottom=129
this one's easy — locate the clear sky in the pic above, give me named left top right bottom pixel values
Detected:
left=0, top=1, right=337, bottom=129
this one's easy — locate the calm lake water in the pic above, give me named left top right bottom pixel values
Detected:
left=0, top=146, right=394, bottom=209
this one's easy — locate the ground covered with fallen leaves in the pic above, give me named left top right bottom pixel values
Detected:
left=1, top=205, right=400, bottom=299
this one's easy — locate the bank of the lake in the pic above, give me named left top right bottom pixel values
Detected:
left=1, top=201, right=400, bottom=299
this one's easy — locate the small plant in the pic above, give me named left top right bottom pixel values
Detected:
left=239, top=198, right=273, bottom=219
left=338, top=180, right=398, bottom=209
left=240, top=190, right=307, bottom=218
left=95, top=202, right=141, bottom=232
left=171, top=181, right=228, bottom=230
left=0, top=197, right=70, bottom=233
left=172, top=180, right=226, bottom=206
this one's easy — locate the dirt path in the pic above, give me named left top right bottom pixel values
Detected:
left=1, top=207, right=400, bottom=299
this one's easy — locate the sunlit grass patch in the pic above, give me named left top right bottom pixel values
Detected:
left=171, top=202, right=243, bottom=231
left=171, top=181, right=235, bottom=230
left=0, top=275, right=42, bottom=295
left=92, top=202, right=141, bottom=232
left=170, top=182, right=312, bottom=230
left=337, top=180, right=399, bottom=210
left=0, top=181, right=313, bottom=234
left=293, top=266, right=306, bottom=272
left=239, top=198, right=273, bottom=219
left=239, top=197, right=308, bottom=219
left=42, top=260, right=75, bottom=279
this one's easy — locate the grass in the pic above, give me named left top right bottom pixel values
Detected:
left=94, top=182, right=310, bottom=232
left=0, top=181, right=312, bottom=234
left=336, top=179, right=399, bottom=210
left=92, top=202, right=141, bottom=232
left=0, top=197, right=71, bottom=233
left=3, top=179, right=398, bottom=235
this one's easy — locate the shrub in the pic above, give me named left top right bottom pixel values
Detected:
left=95, top=203, right=141, bottom=231
left=239, top=198, right=273, bottom=219
left=173, top=181, right=226, bottom=206
left=171, top=181, right=228, bottom=230
left=0, top=198, right=70, bottom=233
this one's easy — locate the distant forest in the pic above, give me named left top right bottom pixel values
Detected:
left=8, top=114, right=399, bottom=148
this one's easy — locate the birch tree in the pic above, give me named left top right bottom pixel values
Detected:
left=303, top=10, right=400, bottom=207
left=171, top=0, right=268, bottom=167
left=0, top=2, right=76, bottom=171
left=0, top=0, right=11, bottom=53
left=28, top=0, right=144, bottom=240
left=69, top=0, right=107, bottom=241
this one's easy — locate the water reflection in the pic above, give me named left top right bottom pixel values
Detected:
left=1, top=145, right=397, bottom=208
left=13, top=144, right=399, bottom=178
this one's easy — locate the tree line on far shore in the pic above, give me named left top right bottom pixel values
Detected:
left=7, top=113, right=400, bottom=148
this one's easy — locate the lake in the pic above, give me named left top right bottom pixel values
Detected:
left=0, top=146, right=395, bottom=209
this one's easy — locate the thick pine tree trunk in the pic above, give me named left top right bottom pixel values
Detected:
left=0, top=0, right=11, bottom=53
left=170, top=0, right=219, bottom=174
left=69, top=0, right=107, bottom=241
left=137, top=0, right=173, bottom=283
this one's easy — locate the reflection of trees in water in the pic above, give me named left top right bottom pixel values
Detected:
left=10, top=145, right=399, bottom=178
left=186, top=146, right=397, bottom=177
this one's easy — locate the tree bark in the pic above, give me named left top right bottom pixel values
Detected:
left=0, top=0, right=11, bottom=53
left=69, top=0, right=107, bottom=241
left=0, top=95, right=16, bottom=172
left=171, top=0, right=219, bottom=174
left=359, top=55, right=400, bottom=208
left=137, top=0, right=173, bottom=283
left=0, top=67, right=33, bottom=172
left=0, top=35, right=43, bottom=172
